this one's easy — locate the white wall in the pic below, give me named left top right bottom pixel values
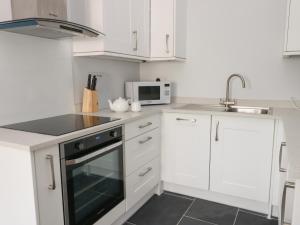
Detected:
left=73, top=57, right=139, bottom=110
left=140, top=0, right=300, bottom=101
left=0, top=32, right=74, bottom=125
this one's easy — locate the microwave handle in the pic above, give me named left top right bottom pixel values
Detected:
left=65, top=141, right=122, bottom=166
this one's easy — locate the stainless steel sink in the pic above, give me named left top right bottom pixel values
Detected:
left=226, top=106, right=270, bottom=115
left=174, top=104, right=271, bottom=115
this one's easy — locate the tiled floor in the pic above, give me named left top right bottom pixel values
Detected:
left=125, top=192, right=278, bottom=225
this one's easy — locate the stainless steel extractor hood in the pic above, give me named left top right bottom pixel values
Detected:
left=0, top=18, right=103, bottom=39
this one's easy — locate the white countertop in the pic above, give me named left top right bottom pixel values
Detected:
left=0, top=104, right=299, bottom=179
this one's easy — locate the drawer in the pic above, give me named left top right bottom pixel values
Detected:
left=125, top=115, right=160, bottom=140
left=125, top=128, right=160, bottom=176
left=126, top=158, right=160, bottom=210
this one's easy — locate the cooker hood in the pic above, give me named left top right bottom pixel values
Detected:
left=0, top=18, right=103, bottom=39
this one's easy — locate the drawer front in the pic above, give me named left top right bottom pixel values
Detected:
left=125, top=115, right=160, bottom=140
left=126, top=158, right=160, bottom=210
left=125, top=128, right=160, bottom=176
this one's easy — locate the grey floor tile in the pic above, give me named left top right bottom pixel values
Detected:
left=186, top=199, right=238, bottom=225
left=238, top=208, right=267, bottom=218
left=178, top=217, right=214, bottom=225
left=128, top=194, right=193, bottom=225
left=164, top=191, right=196, bottom=200
left=235, top=211, right=278, bottom=225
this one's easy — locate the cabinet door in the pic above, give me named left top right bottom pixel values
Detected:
left=38, top=0, right=67, bottom=20
left=285, top=0, right=300, bottom=52
left=210, top=116, right=275, bottom=203
left=150, top=0, right=174, bottom=58
left=162, top=113, right=211, bottom=190
left=132, top=0, right=150, bottom=57
left=174, top=0, right=187, bottom=59
left=68, top=0, right=102, bottom=31
left=34, top=146, right=64, bottom=225
left=102, top=0, right=136, bottom=56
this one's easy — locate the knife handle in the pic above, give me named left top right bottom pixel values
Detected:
left=87, top=74, right=92, bottom=89
left=91, top=76, right=97, bottom=90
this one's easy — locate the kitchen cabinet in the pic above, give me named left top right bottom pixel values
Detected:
left=284, top=0, right=300, bottom=55
left=71, top=0, right=187, bottom=61
left=210, top=116, right=275, bottom=203
left=125, top=115, right=161, bottom=211
left=34, top=145, right=64, bottom=225
left=150, top=0, right=187, bottom=60
left=161, top=113, right=211, bottom=190
left=71, top=0, right=150, bottom=59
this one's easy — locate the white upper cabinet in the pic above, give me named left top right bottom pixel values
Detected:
left=150, top=0, right=187, bottom=60
left=71, top=0, right=150, bottom=59
left=102, top=0, right=136, bottom=56
left=284, top=0, right=300, bottom=55
left=71, top=0, right=187, bottom=61
left=161, top=113, right=211, bottom=190
left=150, top=0, right=174, bottom=58
left=210, top=116, right=275, bottom=203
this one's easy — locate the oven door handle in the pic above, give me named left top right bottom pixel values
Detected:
left=65, top=141, right=123, bottom=166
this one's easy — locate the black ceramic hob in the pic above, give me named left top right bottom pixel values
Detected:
left=1, top=114, right=120, bottom=136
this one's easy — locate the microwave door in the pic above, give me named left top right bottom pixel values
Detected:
left=138, top=85, right=161, bottom=105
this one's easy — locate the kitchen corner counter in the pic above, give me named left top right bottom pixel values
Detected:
left=0, top=107, right=162, bottom=151
left=1, top=104, right=300, bottom=180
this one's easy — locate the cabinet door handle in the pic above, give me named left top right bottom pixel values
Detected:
left=176, top=118, right=197, bottom=123
left=139, top=167, right=152, bottom=177
left=133, top=30, right=138, bottom=51
left=281, top=181, right=295, bottom=225
left=139, top=136, right=152, bottom=144
left=215, top=121, right=220, bottom=142
left=46, top=155, right=56, bottom=190
left=139, top=122, right=152, bottom=129
left=279, top=142, right=287, bottom=173
left=166, top=34, right=170, bottom=54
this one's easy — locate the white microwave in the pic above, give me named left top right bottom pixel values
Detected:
left=125, top=81, right=171, bottom=105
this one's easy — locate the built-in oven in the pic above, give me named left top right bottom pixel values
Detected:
left=60, top=126, right=124, bottom=225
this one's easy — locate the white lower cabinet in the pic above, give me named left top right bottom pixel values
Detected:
left=125, top=115, right=161, bottom=211
left=34, top=145, right=64, bottom=225
left=161, top=113, right=211, bottom=190
left=125, top=128, right=160, bottom=176
left=210, top=116, right=275, bottom=203
left=126, top=158, right=160, bottom=209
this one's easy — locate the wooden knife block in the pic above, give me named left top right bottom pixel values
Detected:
left=82, top=88, right=99, bottom=113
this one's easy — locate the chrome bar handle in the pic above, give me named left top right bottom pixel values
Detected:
left=133, top=30, right=138, bottom=51
left=166, top=34, right=170, bottom=54
left=279, top=142, right=287, bottom=173
left=281, top=181, right=295, bottom=225
left=176, top=118, right=197, bottom=123
left=139, top=122, right=152, bottom=129
left=215, top=121, right=220, bottom=142
left=46, top=155, right=56, bottom=190
left=139, top=167, right=153, bottom=177
left=139, top=137, right=152, bottom=145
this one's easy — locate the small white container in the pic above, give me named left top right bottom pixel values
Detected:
left=131, top=101, right=142, bottom=112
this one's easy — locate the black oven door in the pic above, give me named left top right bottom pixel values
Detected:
left=61, top=142, right=124, bottom=225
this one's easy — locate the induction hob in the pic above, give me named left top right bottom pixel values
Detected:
left=1, top=114, right=120, bottom=136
